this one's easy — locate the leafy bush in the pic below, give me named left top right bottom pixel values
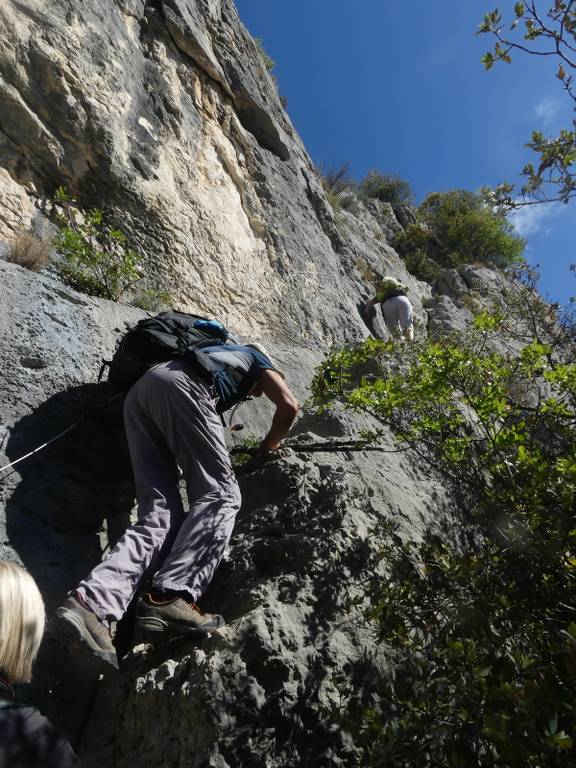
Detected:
left=393, top=223, right=440, bottom=280
left=393, top=190, right=525, bottom=276
left=229, top=435, right=260, bottom=468
left=53, top=188, right=143, bottom=301
left=402, top=248, right=441, bottom=283
left=359, top=171, right=415, bottom=206
left=419, top=190, right=525, bottom=267
left=392, top=222, right=430, bottom=255
left=311, top=269, right=576, bottom=766
left=7, top=231, right=51, bottom=271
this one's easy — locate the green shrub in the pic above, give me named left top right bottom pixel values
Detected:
left=402, top=248, right=441, bottom=283
left=392, top=222, right=430, bottom=256
left=393, top=224, right=441, bottom=281
left=419, top=190, right=525, bottom=268
left=392, top=190, right=525, bottom=275
left=230, top=435, right=260, bottom=468
left=53, top=188, right=143, bottom=301
left=359, top=171, right=415, bottom=206
left=311, top=271, right=576, bottom=766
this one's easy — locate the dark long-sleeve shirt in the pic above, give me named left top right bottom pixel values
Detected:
left=0, top=682, right=79, bottom=768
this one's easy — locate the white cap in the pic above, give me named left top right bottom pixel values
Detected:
left=245, top=342, right=285, bottom=379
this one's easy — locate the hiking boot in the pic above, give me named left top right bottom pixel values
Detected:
left=135, top=593, right=225, bottom=637
left=52, top=595, right=118, bottom=671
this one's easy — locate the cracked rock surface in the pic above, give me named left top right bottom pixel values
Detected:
left=82, top=439, right=456, bottom=768
left=0, top=261, right=462, bottom=767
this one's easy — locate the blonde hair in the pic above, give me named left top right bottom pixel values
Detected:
left=0, top=561, right=45, bottom=683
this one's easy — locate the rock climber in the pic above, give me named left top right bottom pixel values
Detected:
left=362, top=274, right=414, bottom=342
left=53, top=342, right=299, bottom=670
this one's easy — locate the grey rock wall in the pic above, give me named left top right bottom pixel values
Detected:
left=0, top=259, right=468, bottom=767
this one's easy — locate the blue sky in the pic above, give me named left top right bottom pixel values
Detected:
left=235, top=0, right=575, bottom=304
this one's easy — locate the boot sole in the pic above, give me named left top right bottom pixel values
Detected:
left=52, top=609, right=119, bottom=672
left=135, top=615, right=221, bottom=637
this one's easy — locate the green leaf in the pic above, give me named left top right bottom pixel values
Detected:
left=565, top=622, right=576, bottom=642
left=481, top=52, right=495, bottom=70
left=545, top=730, right=574, bottom=750
left=555, top=732, right=574, bottom=750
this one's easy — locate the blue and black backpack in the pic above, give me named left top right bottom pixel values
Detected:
left=100, top=311, right=264, bottom=415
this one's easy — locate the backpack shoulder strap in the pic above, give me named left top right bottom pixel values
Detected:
left=0, top=697, right=26, bottom=710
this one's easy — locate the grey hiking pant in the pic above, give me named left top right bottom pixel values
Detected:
left=381, top=295, right=414, bottom=338
left=77, top=360, right=241, bottom=625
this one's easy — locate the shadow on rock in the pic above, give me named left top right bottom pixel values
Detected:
left=4, top=382, right=134, bottom=746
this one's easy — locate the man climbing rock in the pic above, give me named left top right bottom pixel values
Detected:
left=362, top=274, right=414, bottom=342
left=53, top=342, right=298, bottom=670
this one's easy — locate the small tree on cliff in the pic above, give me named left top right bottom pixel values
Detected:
left=53, top=188, right=142, bottom=301
left=52, top=188, right=170, bottom=308
left=359, top=171, right=415, bottom=207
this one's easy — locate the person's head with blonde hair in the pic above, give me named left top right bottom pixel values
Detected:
left=0, top=561, right=45, bottom=683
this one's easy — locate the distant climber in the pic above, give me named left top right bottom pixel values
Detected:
left=361, top=275, right=414, bottom=342
left=0, top=561, right=79, bottom=767
left=53, top=342, right=299, bottom=670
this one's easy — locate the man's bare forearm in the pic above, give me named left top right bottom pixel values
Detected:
left=261, top=399, right=299, bottom=451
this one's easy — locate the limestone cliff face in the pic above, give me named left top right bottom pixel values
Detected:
left=0, top=0, right=431, bottom=346
left=0, top=2, right=512, bottom=766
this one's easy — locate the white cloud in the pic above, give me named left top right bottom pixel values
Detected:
left=534, top=96, right=561, bottom=125
left=508, top=202, right=566, bottom=238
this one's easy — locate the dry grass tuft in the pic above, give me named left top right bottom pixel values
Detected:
left=7, top=232, right=52, bottom=272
